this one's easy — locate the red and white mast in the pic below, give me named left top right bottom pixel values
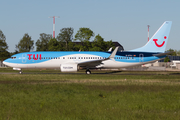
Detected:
left=49, top=16, right=60, bottom=38
left=147, top=25, right=150, bottom=41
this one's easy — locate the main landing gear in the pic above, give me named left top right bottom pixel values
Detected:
left=86, top=69, right=91, bottom=74
left=19, top=70, right=22, bottom=74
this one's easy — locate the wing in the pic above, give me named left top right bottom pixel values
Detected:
left=78, top=47, right=119, bottom=68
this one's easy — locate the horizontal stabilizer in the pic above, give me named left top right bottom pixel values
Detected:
left=153, top=51, right=174, bottom=56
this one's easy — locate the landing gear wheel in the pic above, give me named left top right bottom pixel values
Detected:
left=86, top=70, right=91, bottom=74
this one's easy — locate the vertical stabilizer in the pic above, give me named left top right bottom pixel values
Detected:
left=131, top=21, right=172, bottom=53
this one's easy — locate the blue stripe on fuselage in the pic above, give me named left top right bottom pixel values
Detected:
left=4, top=51, right=165, bottom=64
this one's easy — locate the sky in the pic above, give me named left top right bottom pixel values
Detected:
left=1, top=0, right=180, bottom=52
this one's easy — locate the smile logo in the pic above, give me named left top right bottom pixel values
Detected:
left=153, top=36, right=166, bottom=47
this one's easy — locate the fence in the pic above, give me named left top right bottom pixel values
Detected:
left=0, top=61, right=6, bottom=67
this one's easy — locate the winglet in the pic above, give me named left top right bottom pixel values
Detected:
left=108, top=46, right=119, bottom=59
left=108, top=47, right=113, bottom=52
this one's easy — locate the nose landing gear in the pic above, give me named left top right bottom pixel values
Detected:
left=86, top=69, right=91, bottom=74
left=19, top=70, right=22, bottom=74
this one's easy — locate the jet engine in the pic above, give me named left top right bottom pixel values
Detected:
left=60, top=64, right=78, bottom=72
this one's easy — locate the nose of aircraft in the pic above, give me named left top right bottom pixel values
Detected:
left=3, top=59, right=10, bottom=66
left=3, top=61, right=7, bottom=66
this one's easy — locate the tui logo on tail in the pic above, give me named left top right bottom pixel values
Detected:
left=153, top=36, right=166, bottom=47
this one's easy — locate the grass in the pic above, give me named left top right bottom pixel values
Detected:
left=0, top=68, right=180, bottom=120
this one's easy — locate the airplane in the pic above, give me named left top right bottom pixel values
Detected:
left=3, top=21, right=172, bottom=74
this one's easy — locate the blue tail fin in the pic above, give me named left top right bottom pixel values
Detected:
left=131, top=21, right=172, bottom=53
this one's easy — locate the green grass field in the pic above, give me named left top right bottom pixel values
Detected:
left=0, top=68, right=180, bottom=120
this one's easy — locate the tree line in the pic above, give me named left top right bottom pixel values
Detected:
left=0, top=27, right=180, bottom=61
left=0, top=27, right=115, bottom=60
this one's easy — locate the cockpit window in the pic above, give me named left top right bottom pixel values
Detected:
left=11, top=57, right=16, bottom=59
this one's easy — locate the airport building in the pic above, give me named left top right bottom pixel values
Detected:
left=159, top=56, right=180, bottom=62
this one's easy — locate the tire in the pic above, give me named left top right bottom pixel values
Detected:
left=86, top=70, right=91, bottom=74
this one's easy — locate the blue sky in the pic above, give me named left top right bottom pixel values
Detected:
left=1, top=0, right=180, bottom=52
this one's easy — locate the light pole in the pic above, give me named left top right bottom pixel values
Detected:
left=147, top=25, right=150, bottom=41
left=49, top=16, right=60, bottom=38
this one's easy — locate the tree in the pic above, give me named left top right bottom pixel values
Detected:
left=0, top=30, right=10, bottom=60
left=164, top=48, right=178, bottom=62
left=74, top=28, right=94, bottom=42
left=166, top=48, right=177, bottom=56
left=90, top=34, right=115, bottom=51
left=67, top=42, right=76, bottom=51
left=90, top=34, right=105, bottom=51
left=9, top=50, right=19, bottom=57
left=56, top=27, right=74, bottom=51
left=81, top=40, right=92, bottom=51
left=16, top=33, right=34, bottom=52
left=36, top=33, right=52, bottom=51
left=74, top=28, right=94, bottom=51
left=176, top=50, right=180, bottom=56
left=48, top=38, right=61, bottom=51
left=105, top=40, right=115, bottom=51
left=164, top=56, right=170, bottom=62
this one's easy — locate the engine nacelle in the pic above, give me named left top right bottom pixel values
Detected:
left=60, top=64, right=78, bottom=72
left=13, top=68, right=21, bottom=71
